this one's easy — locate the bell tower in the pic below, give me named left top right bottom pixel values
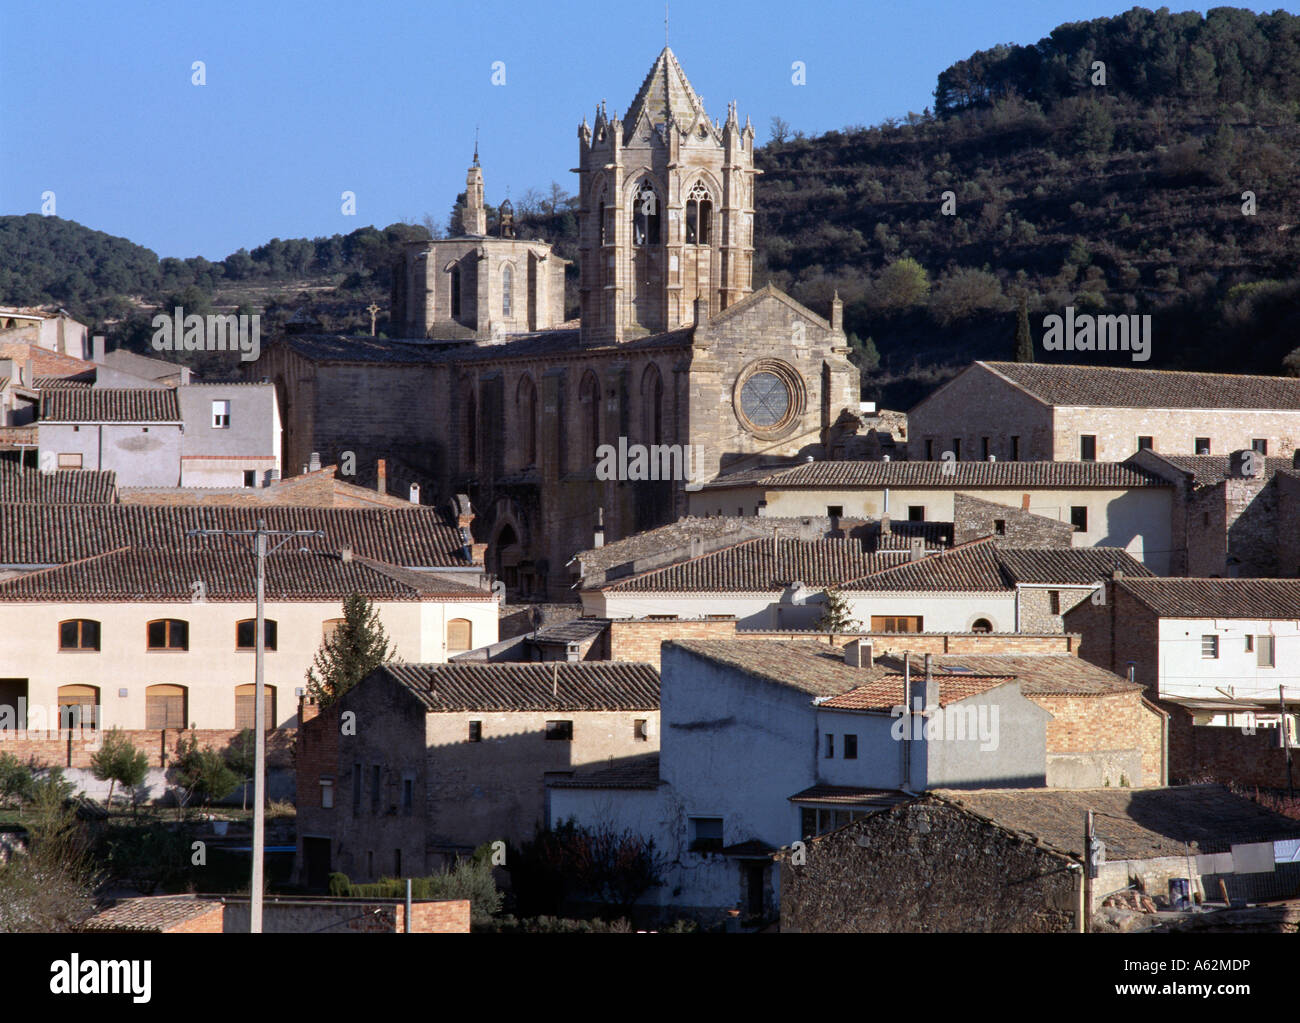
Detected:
left=464, top=145, right=487, bottom=237
left=577, top=48, right=756, bottom=345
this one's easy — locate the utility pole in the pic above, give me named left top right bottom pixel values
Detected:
left=187, top=518, right=325, bottom=932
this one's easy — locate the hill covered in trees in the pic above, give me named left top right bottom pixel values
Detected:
left=3, top=6, right=1299, bottom=406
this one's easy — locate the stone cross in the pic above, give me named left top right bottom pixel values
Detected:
left=366, top=303, right=381, bottom=336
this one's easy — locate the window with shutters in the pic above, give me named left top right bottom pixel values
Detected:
left=1258, top=636, right=1276, bottom=668
left=1201, top=635, right=1219, bottom=659
left=147, top=619, right=189, bottom=651
left=59, top=619, right=100, bottom=651
left=236, top=618, right=278, bottom=651
left=322, top=618, right=345, bottom=641
left=57, top=685, right=99, bottom=731
left=447, top=618, right=473, bottom=654
left=870, top=615, right=923, bottom=633
left=234, top=684, right=276, bottom=730
left=145, top=684, right=187, bottom=729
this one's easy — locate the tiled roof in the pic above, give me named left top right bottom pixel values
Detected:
left=929, top=784, right=1300, bottom=860
left=981, top=361, right=1300, bottom=410
left=379, top=661, right=659, bottom=712
left=0, top=465, right=116, bottom=504
left=0, top=549, right=493, bottom=602
left=34, top=373, right=94, bottom=388
left=83, top=895, right=221, bottom=932
left=40, top=388, right=180, bottom=422
left=530, top=617, right=612, bottom=644
left=701, top=459, right=1167, bottom=490
left=818, top=673, right=1015, bottom=710
left=1115, top=578, right=1300, bottom=619
left=843, top=538, right=1147, bottom=591
left=0, top=505, right=473, bottom=567
left=601, top=537, right=906, bottom=592
left=875, top=653, right=1142, bottom=696
left=547, top=753, right=662, bottom=789
left=788, top=785, right=910, bottom=806
left=994, top=547, right=1152, bottom=585
left=869, top=520, right=953, bottom=551
left=1144, top=455, right=1294, bottom=488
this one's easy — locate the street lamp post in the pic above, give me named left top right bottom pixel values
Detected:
left=187, top=518, right=325, bottom=933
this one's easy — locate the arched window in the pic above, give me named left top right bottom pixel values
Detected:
left=58, top=685, right=99, bottom=731
left=236, top=618, right=278, bottom=651
left=59, top=618, right=100, bottom=651
left=450, top=265, right=462, bottom=318
left=632, top=180, right=660, bottom=246
left=686, top=181, right=713, bottom=245
left=502, top=264, right=513, bottom=317
left=147, top=618, right=189, bottom=651
left=579, top=371, right=601, bottom=460
left=235, top=684, right=276, bottom=731
left=641, top=364, right=664, bottom=446
left=146, top=684, right=188, bottom=730
left=517, top=375, right=538, bottom=467
left=447, top=618, right=473, bottom=654
left=971, top=618, right=993, bottom=633
left=322, top=618, right=345, bottom=641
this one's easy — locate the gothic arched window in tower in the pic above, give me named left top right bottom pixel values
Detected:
left=517, top=374, right=537, bottom=467
left=685, top=182, right=713, bottom=245
left=579, top=371, right=601, bottom=460
left=632, top=180, right=660, bottom=246
left=641, top=363, right=664, bottom=446
left=502, top=264, right=514, bottom=318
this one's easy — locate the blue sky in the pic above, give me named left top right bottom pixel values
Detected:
left=1, top=1, right=1286, bottom=260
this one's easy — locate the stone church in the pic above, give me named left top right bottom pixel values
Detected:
left=253, top=48, right=862, bottom=601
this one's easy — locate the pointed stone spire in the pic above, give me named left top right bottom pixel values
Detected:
left=464, top=148, right=487, bottom=236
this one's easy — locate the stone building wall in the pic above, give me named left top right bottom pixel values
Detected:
left=1163, top=704, right=1297, bottom=787
left=779, top=799, right=1079, bottom=933
left=907, top=367, right=1054, bottom=461
left=1029, top=691, right=1165, bottom=786
left=1064, top=582, right=1160, bottom=689
left=952, top=492, right=1075, bottom=547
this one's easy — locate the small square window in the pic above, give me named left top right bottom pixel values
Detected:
left=1137, top=436, right=1153, bottom=451
left=634, top=718, right=649, bottom=741
left=827, top=506, right=843, bottom=519
left=689, top=817, right=723, bottom=853
left=1252, top=439, right=1268, bottom=455
left=1080, top=435, right=1097, bottom=461
left=320, top=778, right=335, bottom=809
left=212, top=400, right=231, bottom=429
left=843, top=734, right=858, bottom=760
left=1201, top=635, right=1219, bottom=659
left=994, top=519, right=1006, bottom=536
left=468, top=721, right=482, bottom=742
left=545, top=720, right=573, bottom=741
left=1195, top=437, right=1211, bottom=455
left=825, top=734, right=834, bottom=758
left=243, top=469, right=256, bottom=488
left=1245, top=635, right=1254, bottom=652
left=1070, top=506, right=1088, bottom=532
left=1010, top=436, right=1020, bottom=461
left=57, top=453, right=82, bottom=469
left=908, top=506, right=925, bottom=522
left=925, top=439, right=934, bottom=460
left=1258, top=636, right=1275, bottom=668
left=1049, top=590, right=1061, bottom=615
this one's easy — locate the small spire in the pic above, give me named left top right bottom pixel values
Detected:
left=473, top=125, right=480, bottom=166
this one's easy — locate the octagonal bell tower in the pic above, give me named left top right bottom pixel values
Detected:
left=577, top=48, right=756, bottom=346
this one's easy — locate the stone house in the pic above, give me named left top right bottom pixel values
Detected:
left=546, top=638, right=1159, bottom=922
left=907, top=361, right=1300, bottom=464
left=250, top=49, right=863, bottom=601
left=689, top=458, right=1175, bottom=572
left=294, top=660, right=660, bottom=885
left=0, top=305, right=90, bottom=360
left=777, top=785, right=1300, bottom=932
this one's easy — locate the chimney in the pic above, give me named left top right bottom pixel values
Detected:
left=923, top=653, right=938, bottom=710
left=565, top=642, right=581, bottom=662
left=1021, top=494, right=1031, bottom=512
left=689, top=536, right=702, bottom=558
left=880, top=513, right=891, bottom=536
left=910, top=537, right=925, bottom=562
left=831, top=291, right=843, bottom=333
left=309, top=451, right=321, bottom=472
left=376, top=458, right=387, bottom=495
left=92, top=335, right=106, bottom=363
left=988, top=455, right=996, bottom=462
left=594, top=506, right=605, bottom=549
left=844, top=639, right=873, bottom=668
left=23, top=359, right=34, bottom=387
left=693, top=297, right=707, bottom=326
left=340, top=545, right=353, bottom=563
left=269, top=468, right=281, bottom=483
left=409, top=483, right=420, bottom=504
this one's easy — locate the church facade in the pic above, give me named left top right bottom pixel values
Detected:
left=252, top=48, right=861, bottom=601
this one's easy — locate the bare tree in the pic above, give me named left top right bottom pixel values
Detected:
left=769, top=116, right=791, bottom=144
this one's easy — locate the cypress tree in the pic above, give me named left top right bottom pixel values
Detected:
left=1014, top=293, right=1034, bottom=362
left=305, top=592, right=395, bottom=706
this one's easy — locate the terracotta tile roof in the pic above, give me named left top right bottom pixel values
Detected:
left=928, top=784, right=1300, bottom=860
left=818, top=673, right=1015, bottom=710
left=547, top=753, right=661, bottom=789
left=380, top=661, right=659, bottom=712
left=83, top=895, right=221, bottom=932
left=875, top=653, right=1141, bottom=696
left=34, top=373, right=95, bottom=388
left=1115, top=578, right=1300, bottom=619
left=0, top=505, right=474, bottom=567
left=602, top=537, right=906, bottom=592
left=576, top=515, right=829, bottom=574
left=843, top=538, right=1147, bottom=591
left=530, top=617, right=612, bottom=644
left=41, top=388, right=180, bottom=422
left=0, top=548, right=493, bottom=602
left=0, top=464, right=116, bottom=503
left=788, top=785, right=910, bottom=806
left=702, top=459, right=1167, bottom=490
left=981, top=361, right=1300, bottom=410
left=1144, top=454, right=1293, bottom=488
left=0, top=341, right=92, bottom=378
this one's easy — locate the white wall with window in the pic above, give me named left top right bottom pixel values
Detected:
left=1157, top=617, right=1300, bottom=703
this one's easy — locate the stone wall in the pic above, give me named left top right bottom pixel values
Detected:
left=0, top=726, right=294, bottom=771
left=607, top=617, right=739, bottom=669
left=1030, top=691, right=1165, bottom=786
left=1164, top=704, right=1297, bottom=787
left=953, top=492, right=1074, bottom=547
left=779, top=799, right=1079, bottom=933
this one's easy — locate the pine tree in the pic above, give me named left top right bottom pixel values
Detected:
left=305, top=592, right=395, bottom=706
left=89, top=728, right=149, bottom=811
left=815, top=588, right=862, bottom=636
left=1014, top=293, right=1034, bottom=362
